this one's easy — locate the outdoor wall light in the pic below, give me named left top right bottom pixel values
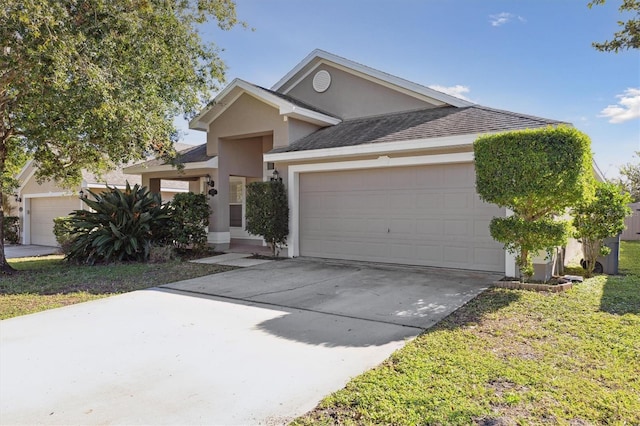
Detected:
left=205, top=175, right=218, bottom=197
left=79, top=189, right=88, bottom=199
left=13, top=193, right=21, bottom=203
left=271, top=169, right=282, bottom=182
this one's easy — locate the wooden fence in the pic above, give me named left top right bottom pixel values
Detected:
left=621, top=202, right=640, bottom=241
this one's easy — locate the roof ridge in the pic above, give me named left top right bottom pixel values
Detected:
left=340, top=105, right=459, bottom=123
left=254, top=84, right=340, bottom=118
left=471, top=105, right=568, bottom=125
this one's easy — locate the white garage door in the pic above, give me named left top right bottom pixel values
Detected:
left=30, top=197, right=79, bottom=246
left=299, top=163, right=505, bottom=272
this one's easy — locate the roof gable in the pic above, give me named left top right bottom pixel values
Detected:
left=189, top=79, right=340, bottom=131
left=272, top=49, right=474, bottom=109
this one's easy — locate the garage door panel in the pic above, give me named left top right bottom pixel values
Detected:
left=30, top=196, right=78, bottom=246
left=299, top=164, right=505, bottom=272
left=388, top=192, right=415, bottom=207
left=444, top=192, right=473, bottom=209
left=414, top=166, right=444, bottom=185
left=389, top=218, right=416, bottom=234
left=416, top=192, right=445, bottom=209
left=444, top=246, right=470, bottom=265
left=444, top=219, right=469, bottom=237
left=390, top=243, right=443, bottom=263
left=416, top=219, right=444, bottom=236
left=474, top=247, right=504, bottom=267
left=444, top=163, right=475, bottom=187
left=474, top=219, right=494, bottom=238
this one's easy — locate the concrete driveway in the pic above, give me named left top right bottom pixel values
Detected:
left=0, top=258, right=500, bottom=425
left=4, top=244, right=60, bottom=259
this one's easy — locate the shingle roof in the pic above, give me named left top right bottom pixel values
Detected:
left=270, top=106, right=566, bottom=153
left=134, top=143, right=214, bottom=168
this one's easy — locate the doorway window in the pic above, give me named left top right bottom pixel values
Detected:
left=229, top=178, right=244, bottom=228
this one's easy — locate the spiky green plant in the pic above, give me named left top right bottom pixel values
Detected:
left=67, top=183, right=170, bottom=264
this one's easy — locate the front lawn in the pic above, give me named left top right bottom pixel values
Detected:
left=294, top=241, right=640, bottom=425
left=0, top=256, right=234, bottom=320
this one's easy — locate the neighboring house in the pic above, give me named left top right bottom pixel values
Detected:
left=126, top=49, right=602, bottom=277
left=13, top=153, right=191, bottom=246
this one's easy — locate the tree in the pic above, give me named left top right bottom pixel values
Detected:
left=0, top=0, right=241, bottom=273
left=589, top=0, right=640, bottom=52
left=474, top=126, right=594, bottom=281
left=245, top=180, right=289, bottom=257
left=1, top=139, right=28, bottom=260
left=573, top=181, right=632, bottom=277
left=617, top=151, right=640, bottom=202
left=1, top=141, right=28, bottom=213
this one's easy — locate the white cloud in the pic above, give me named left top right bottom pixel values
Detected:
left=428, top=84, right=472, bottom=101
left=489, top=12, right=526, bottom=27
left=599, top=88, right=640, bottom=124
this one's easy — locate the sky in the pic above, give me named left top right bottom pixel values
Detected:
left=175, top=0, right=640, bottom=179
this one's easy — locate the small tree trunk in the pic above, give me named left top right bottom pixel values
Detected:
left=0, top=196, right=16, bottom=275
left=517, top=248, right=531, bottom=283
left=582, top=238, right=600, bottom=278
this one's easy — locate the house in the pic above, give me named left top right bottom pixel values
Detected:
left=13, top=153, right=191, bottom=247
left=126, top=49, right=594, bottom=277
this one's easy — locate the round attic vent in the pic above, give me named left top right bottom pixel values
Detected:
left=312, top=70, right=331, bottom=93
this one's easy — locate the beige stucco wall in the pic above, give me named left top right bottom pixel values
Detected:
left=286, top=64, right=437, bottom=120
left=207, top=93, right=289, bottom=152
left=211, top=135, right=275, bottom=238
left=288, top=118, right=322, bottom=144
left=21, top=166, right=73, bottom=195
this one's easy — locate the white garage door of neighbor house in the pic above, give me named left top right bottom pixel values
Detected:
left=299, top=163, right=505, bottom=272
left=30, top=197, right=79, bottom=246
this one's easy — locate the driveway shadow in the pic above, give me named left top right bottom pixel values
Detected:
left=254, top=307, right=422, bottom=348
left=430, top=287, right=521, bottom=331
left=159, top=283, right=521, bottom=349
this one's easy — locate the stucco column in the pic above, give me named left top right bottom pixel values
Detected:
left=188, top=179, right=201, bottom=194
left=146, top=177, right=161, bottom=194
left=207, top=168, right=230, bottom=250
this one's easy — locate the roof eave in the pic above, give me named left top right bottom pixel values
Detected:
left=264, top=133, right=484, bottom=163
left=123, top=157, right=219, bottom=175
left=189, top=78, right=341, bottom=131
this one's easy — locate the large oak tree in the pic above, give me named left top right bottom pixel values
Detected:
left=1, top=0, right=241, bottom=273
left=589, top=0, right=639, bottom=51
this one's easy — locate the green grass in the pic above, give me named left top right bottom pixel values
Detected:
left=619, top=239, right=640, bottom=276
left=1, top=255, right=234, bottom=319
left=294, top=241, right=640, bottom=425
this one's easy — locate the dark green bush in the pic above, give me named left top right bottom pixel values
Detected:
left=67, top=183, right=170, bottom=264
left=245, top=180, right=289, bottom=256
left=167, top=192, right=210, bottom=252
left=53, top=216, right=75, bottom=254
left=3, top=216, right=20, bottom=245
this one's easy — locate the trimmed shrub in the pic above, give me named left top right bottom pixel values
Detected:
left=53, top=216, right=75, bottom=254
left=245, top=180, right=289, bottom=257
left=167, top=192, right=210, bottom=252
left=66, top=182, right=170, bottom=264
left=474, top=126, right=594, bottom=280
left=3, top=216, right=20, bottom=245
left=148, top=245, right=177, bottom=263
